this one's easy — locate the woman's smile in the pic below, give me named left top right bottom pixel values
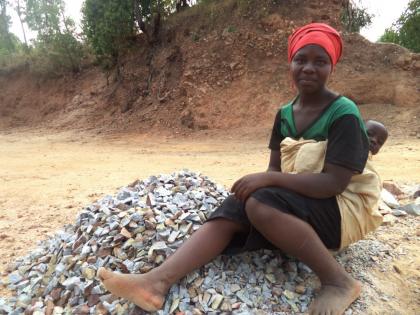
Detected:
left=299, top=78, right=317, bottom=84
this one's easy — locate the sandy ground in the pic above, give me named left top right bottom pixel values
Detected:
left=0, top=129, right=419, bottom=311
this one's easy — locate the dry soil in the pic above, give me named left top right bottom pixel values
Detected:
left=1, top=128, right=419, bottom=312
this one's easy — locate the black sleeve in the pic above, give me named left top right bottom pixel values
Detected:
left=325, top=114, right=369, bottom=173
left=268, top=110, right=284, bottom=150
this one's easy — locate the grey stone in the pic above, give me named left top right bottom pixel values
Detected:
left=399, top=203, right=420, bottom=216
left=381, top=189, right=400, bottom=208
left=8, top=271, right=23, bottom=284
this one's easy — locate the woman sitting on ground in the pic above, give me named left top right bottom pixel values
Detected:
left=98, top=23, right=383, bottom=315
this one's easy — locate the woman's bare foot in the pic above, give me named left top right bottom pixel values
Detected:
left=309, top=277, right=362, bottom=315
left=97, top=267, right=167, bottom=312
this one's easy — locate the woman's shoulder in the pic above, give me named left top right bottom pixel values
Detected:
left=329, top=95, right=362, bottom=118
left=332, top=95, right=358, bottom=110
left=274, top=98, right=296, bottom=119
left=280, top=98, right=296, bottom=110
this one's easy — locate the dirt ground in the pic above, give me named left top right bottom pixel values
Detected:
left=1, top=127, right=419, bottom=311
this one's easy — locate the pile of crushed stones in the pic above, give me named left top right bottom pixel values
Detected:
left=0, top=171, right=418, bottom=315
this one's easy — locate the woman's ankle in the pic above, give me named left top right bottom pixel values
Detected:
left=147, top=268, right=175, bottom=293
left=320, top=270, right=356, bottom=288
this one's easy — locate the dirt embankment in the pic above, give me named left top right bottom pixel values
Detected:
left=0, top=0, right=419, bottom=137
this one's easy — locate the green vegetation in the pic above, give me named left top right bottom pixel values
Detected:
left=0, top=0, right=17, bottom=54
left=379, top=0, right=420, bottom=53
left=82, top=0, right=134, bottom=63
left=1, top=0, right=297, bottom=76
left=0, top=0, right=25, bottom=72
left=227, top=25, right=236, bottom=33
left=1, top=0, right=192, bottom=75
left=341, top=0, right=373, bottom=32
left=82, top=0, right=182, bottom=68
left=1, top=0, right=83, bottom=76
left=191, top=32, right=199, bottom=42
left=26, top=0, right=83, bottom=73
left=1, top=0, right=396, bottom=76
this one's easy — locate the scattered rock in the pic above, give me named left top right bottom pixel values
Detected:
left=382, top=214, right=397, bottom=226
left=393, top=264, right=402, bottom=274
left=382, top=181, right=404, bottom=196
left=381, top=189, right=400, bottom=208
left=295, top=285, right=306, bottom=294
left=399, top=203, right=420, bottom=216
left=412, top=60, right=420, bottom=71
left=395, top=54, right=412, bottom=69
left=378, top=199, right=392, bottom=215
left=391, top=210, right=407, bottom=217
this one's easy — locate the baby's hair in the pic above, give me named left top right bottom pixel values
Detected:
left=364, top=119, right=387, bottom=129
left=364, top=118, right=379, bottom=123
left=364, top=119, right=387, bottom=128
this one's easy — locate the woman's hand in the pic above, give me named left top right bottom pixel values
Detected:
left=231, top=172, right=273, bottom=202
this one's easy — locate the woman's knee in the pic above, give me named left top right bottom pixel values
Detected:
left=206, top=217, right=247, bottom=234
left=245, top=197, right=278, bottom=227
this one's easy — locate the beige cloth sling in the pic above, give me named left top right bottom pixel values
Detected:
left=280, top=137, right=383, bottom=250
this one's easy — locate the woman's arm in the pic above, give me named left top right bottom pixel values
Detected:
left=231, top=162, right=353, bottom=201
left=270, top=163, right=353, bottom=197
left=234, top=113, right=368, bottom=201
left=267, top=150, right=281, bottom=172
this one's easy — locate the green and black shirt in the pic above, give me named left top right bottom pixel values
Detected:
left=269, top=95, right=369, bottom=173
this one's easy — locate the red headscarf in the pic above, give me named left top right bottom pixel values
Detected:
left=288, top=23, right=343, bottom=67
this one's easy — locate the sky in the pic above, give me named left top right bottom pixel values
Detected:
left=8, top=0, right=410, bottom=43
left=358, top=0, right=410, bottom=41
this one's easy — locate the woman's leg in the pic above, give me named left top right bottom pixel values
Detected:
left=98, top=218, right=247, bottom=311
left=245, top=197, right=361, bottom=315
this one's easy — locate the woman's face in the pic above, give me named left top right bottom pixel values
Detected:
left=290, top=44, right=332, bottom=94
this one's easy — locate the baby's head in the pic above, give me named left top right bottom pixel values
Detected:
left=365, top=120, right=388, bottom=155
